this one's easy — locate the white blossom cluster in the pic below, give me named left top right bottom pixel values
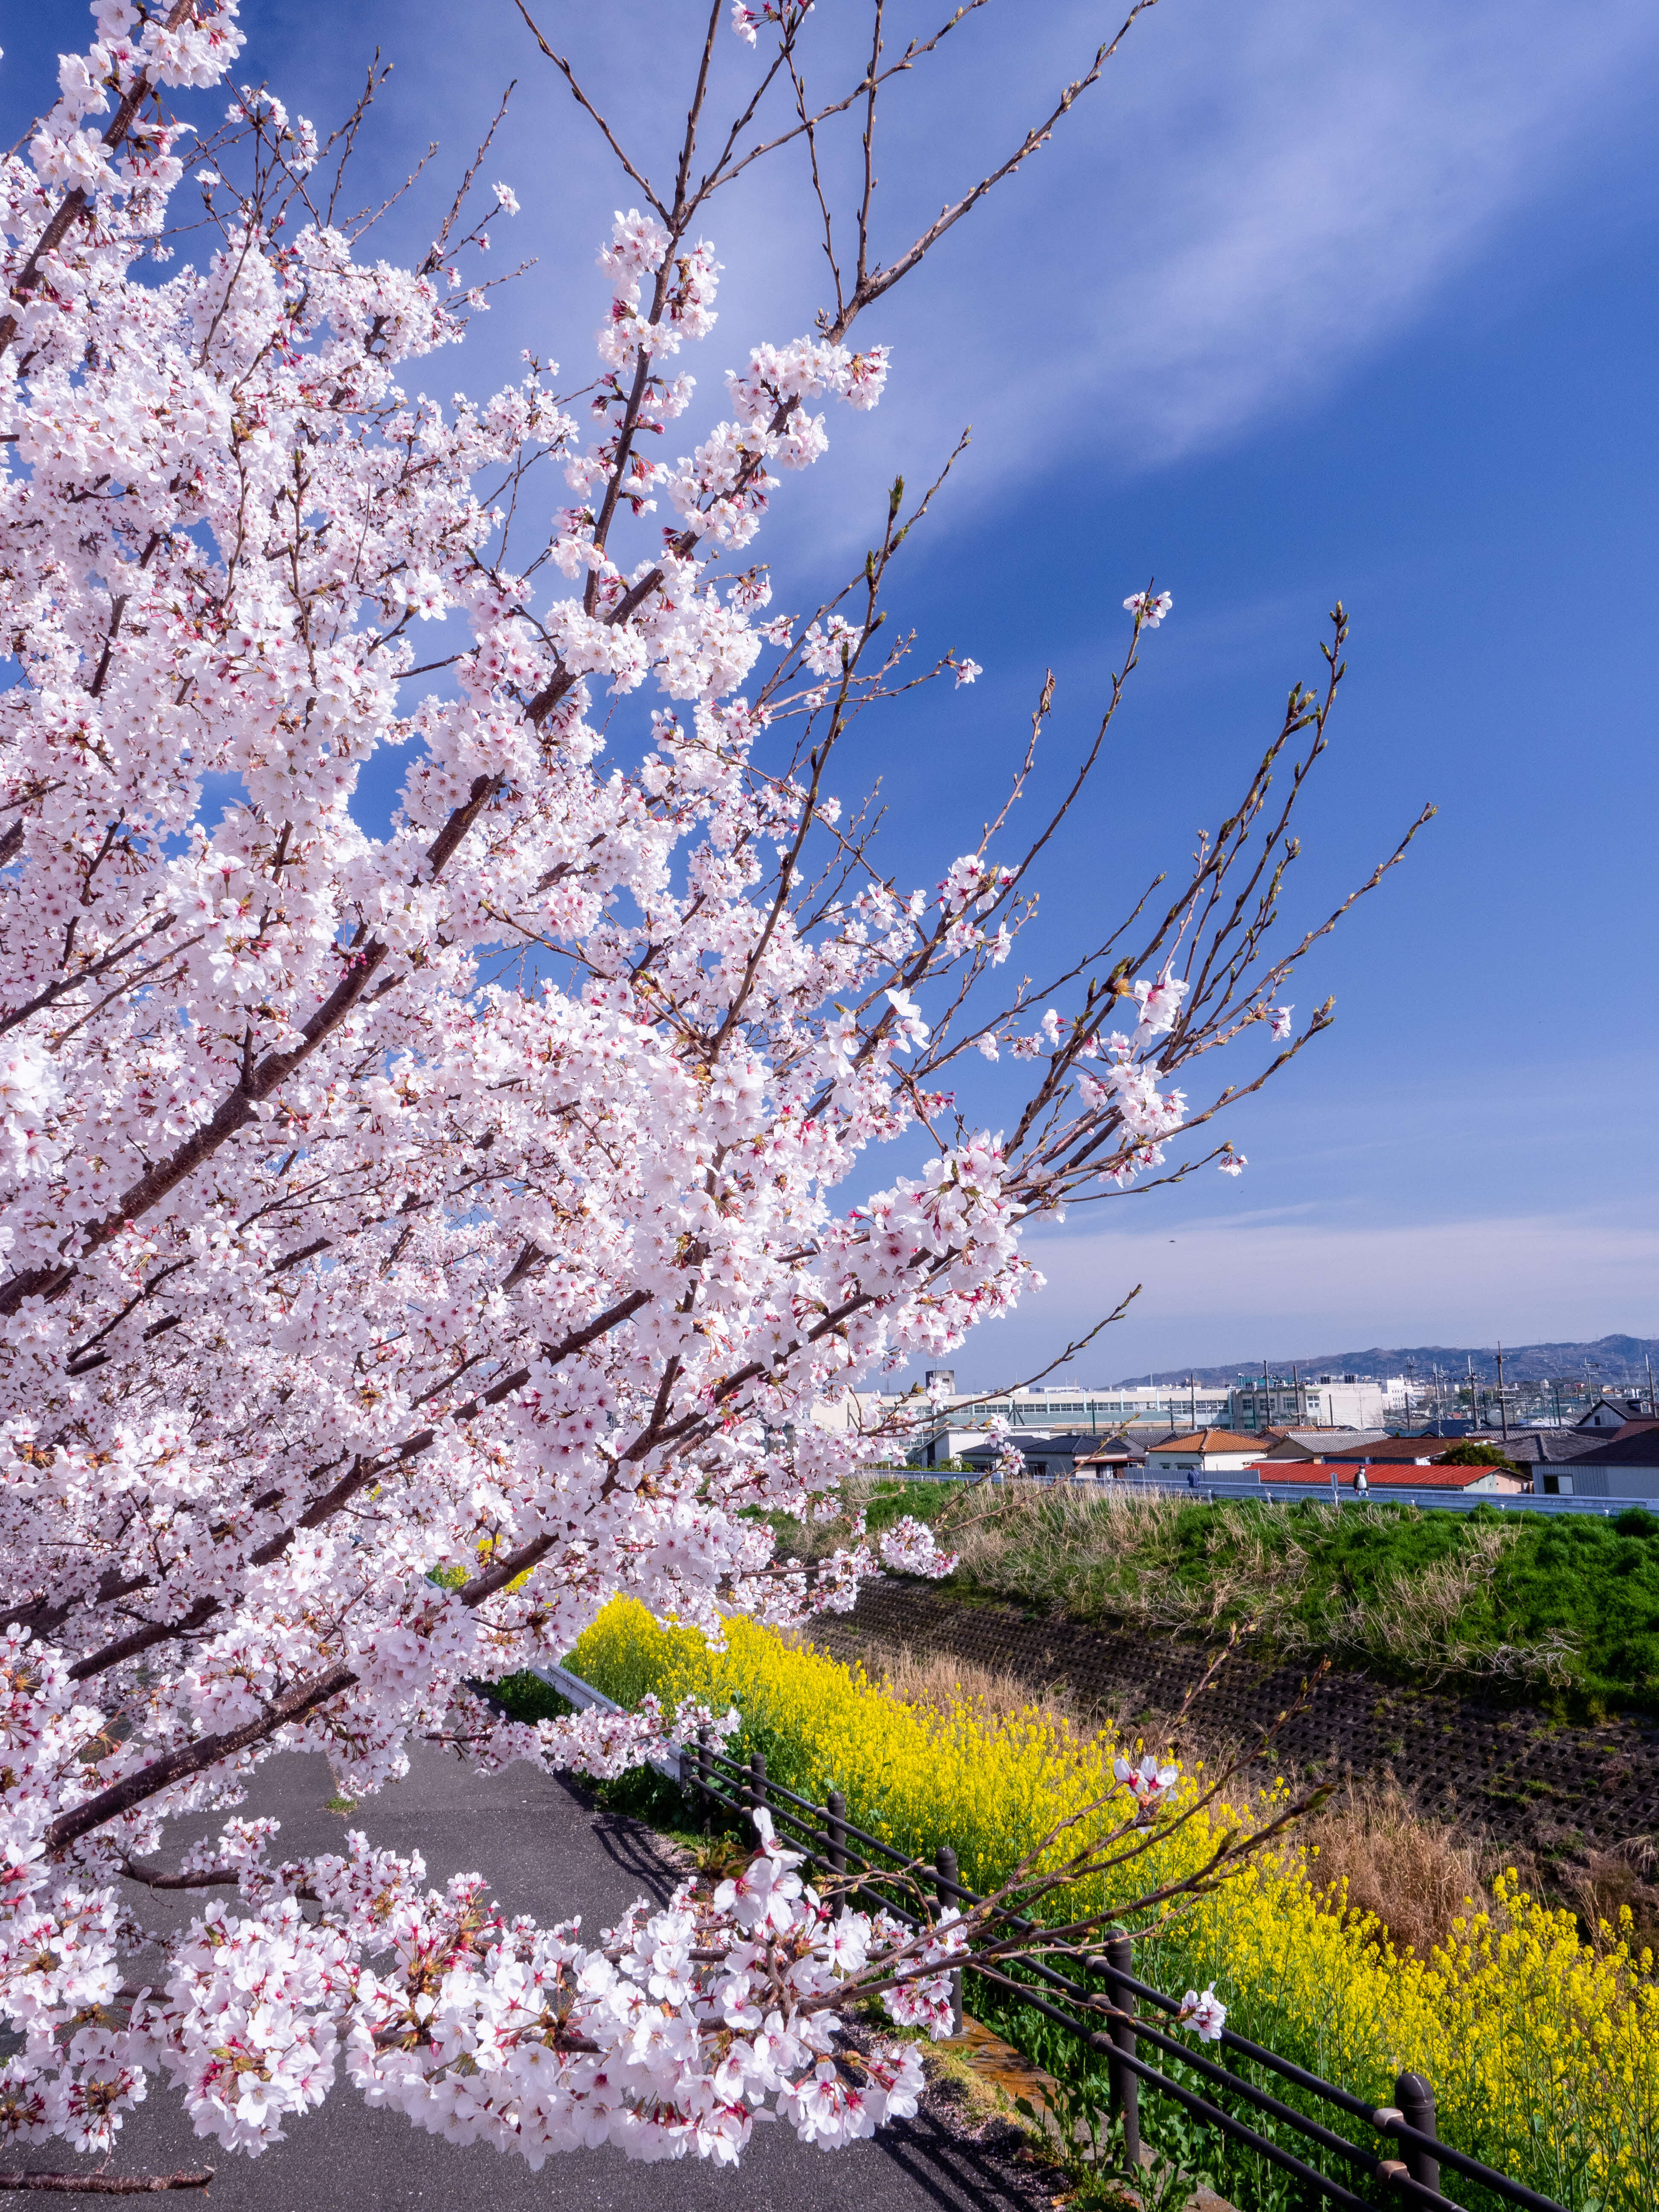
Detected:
left=0, top=1674, right=964, bottom=2164
left=0, top=0, right=1287, bottom=2172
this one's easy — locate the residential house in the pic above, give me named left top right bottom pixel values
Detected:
left=1268, top=1423, right=1633, bottom=1496
left=1494, top=1429, right=1610, bottom=1487
left=1072, top=1436, right=1150, bottom=1480
left=1146, top=1429, right=1266, bottom=1476
left=1537, top=1425, right=1659, bottom=1499
left=1021, top=1431, right=1125, bottom=1479
left=910, top=1428, right=1108, bottom=1479
left=1575, top=1398, right=1653, bottom=1434
left=910, top=1425, right=996, bottom=1471
left=1342, top=1435, right=1474, bottom=1467
left=1257, top=1429, right=1392, bottom=1461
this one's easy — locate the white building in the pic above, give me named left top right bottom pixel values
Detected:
left=1229, top=1376, right=1390, bottom=1434
left=936, top=1382, right=1232, bottom=1430
left=809, top=1389, right=896, bottom=1436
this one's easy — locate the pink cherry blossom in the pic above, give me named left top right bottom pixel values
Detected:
left=1114, top=1752, right=1179, bottom=1815
left=1123, top=589, right=1173, bottom=627
left=877, top=1516, right=958, bottom=1578
left=0, top=0, right=1383, bottom=2177
left=1179, top=1985, right=1227, bottom=2042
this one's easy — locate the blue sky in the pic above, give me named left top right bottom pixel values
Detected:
left=8, top=1, right=1658, bottom=1384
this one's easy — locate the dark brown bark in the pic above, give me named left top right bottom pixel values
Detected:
left=0, top=2173, right=213, bottom=2195
left=46, top=1664, right=355, bottom=1852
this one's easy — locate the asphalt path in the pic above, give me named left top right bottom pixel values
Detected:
left=0, top=1745, right=1045, bottom=2211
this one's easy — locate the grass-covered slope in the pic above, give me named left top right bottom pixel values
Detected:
left=771, top=1482, right=1659, bottom=1715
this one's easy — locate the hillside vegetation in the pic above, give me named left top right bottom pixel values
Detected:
left=1135, top=1331, right=1658, bottom=1386
left=773, top=1483, right=1659, bottom=1715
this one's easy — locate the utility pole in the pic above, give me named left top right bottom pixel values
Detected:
left=1467, top=1354, right=1477, bottom=1430
left=1647, top=1353, right=1656, bottom=1420
left=1496, top=1342, right=1509, bottom=1443
left=1189, top=1372, right=1197, bottom=1431
left=1293, top=1362, right=1304, bottom=1429
left=1553, top=1376, right=1562, bottom=1428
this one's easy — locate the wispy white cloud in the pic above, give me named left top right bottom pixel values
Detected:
left=198, top=0, right=1659, bottom=541
left=1064, top=0, right=1659, bottom=463
left=824, top=0, right=1659, bottom=501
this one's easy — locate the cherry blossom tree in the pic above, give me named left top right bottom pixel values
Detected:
left=0, top=0, right=1424, bottom=2184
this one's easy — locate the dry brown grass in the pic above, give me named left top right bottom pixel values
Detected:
left=946, top=1484, right=1187, bottom=1622
left=1301, top=1776, right=1488, bottom=1957
left=944, top=1485, right=1327, bottom=1635
left=1293, top=1521, right=1580, bottom=1688
left=1561, top=1839, right=1659, bottom=1960
left=864, top=1641, right=1083, bottom=1732
left=946, top=1486, right=1579, bottom=1686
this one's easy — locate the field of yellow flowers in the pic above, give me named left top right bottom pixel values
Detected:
left=565, top=1600, right=1659, bottom=2212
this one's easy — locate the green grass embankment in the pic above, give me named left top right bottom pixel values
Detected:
left=769, top=1481, right=1659, bottom=1717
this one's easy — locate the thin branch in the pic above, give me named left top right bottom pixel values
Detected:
left=0, top=0, right=201, bottom=361
left=511, top=1, right=666, bottom=215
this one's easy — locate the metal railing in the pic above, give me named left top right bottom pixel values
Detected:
left=532, top=1656, right=1566, bottom=2209
left=678, top=1734, right=1568, bottom=2212
left=896, top=1467, right=1639, bottom=1517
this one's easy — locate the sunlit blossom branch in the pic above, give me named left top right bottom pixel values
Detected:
left=0, top=0, right=1423, bottom=2180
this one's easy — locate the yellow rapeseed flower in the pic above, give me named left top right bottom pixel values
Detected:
left=567, top=1600, right=1659, bottom=2210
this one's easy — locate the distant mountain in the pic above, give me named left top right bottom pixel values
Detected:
left=1118, top=1336, right=1659, bottom=1389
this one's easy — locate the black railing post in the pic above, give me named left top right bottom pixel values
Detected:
left=696, top=1723, right=711, bottom=1836
left=825, top=1789, right=847, bottom=1875
left=934, top=1845, right=964, bottom=2035
left=749, top=1749, right=768, bottom=1840
left=1395, top=2071, right=1439, bottom=2194
left=1103, top=1925, right=1140, bottom=2169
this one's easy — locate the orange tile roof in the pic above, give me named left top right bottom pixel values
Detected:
left=1149, top=1429, right=1262, bottom=1453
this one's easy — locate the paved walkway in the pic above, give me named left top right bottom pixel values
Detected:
left=2, top=1746, right=1044, bottom=2209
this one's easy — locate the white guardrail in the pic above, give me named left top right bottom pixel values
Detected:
left=896, top=1468, right=1643, bottom=1517
left=522, top=1659, right=684, bottom=1781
